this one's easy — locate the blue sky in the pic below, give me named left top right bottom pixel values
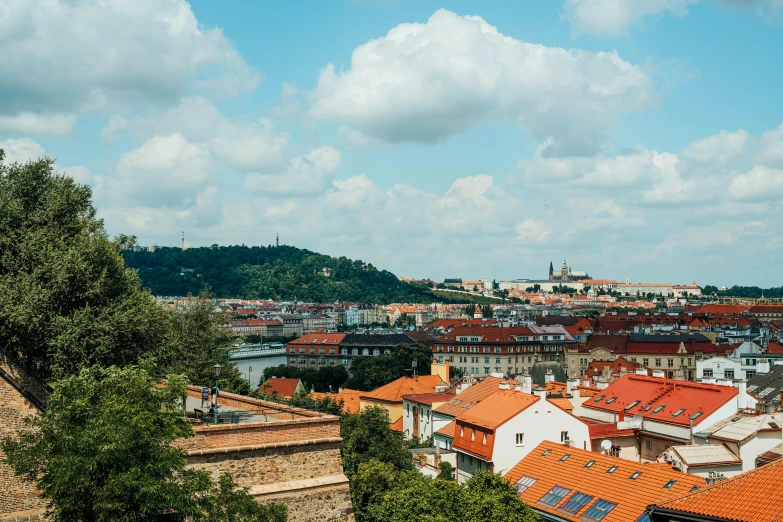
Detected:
left=2, top=0, right=783, bottom=287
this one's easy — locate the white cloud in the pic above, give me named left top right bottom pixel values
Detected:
left=756, top=122, right=783, bottom=167
left=727, top=165, right=783, bottom=201
left=244, top=146, right=342, bottom=196
left=100, top=115, right=129, bottom=143
left=516, top=219, right=551, bottom=243
left=562, top=0, right=698, bottom=37
left=0, top=137, right=47, bottom=163
left=311, top=9, right=655, bottom=156
left=114, top=133, right=214, bottom=206
left=680, top=128, right=751, bottom=166
left=0, top=113, right=76, bottom=136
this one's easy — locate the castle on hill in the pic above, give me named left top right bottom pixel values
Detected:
left=548, top=259, right=590, bottom=282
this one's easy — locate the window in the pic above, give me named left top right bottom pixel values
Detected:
left=625, top=400, right=640, bottom=411
left=672, top=408, right=686, bottom=417
left=593, top=395, right=606, bottom=402
left=663, top=480, right=676, bottom=489
left=689, top=412, right=703, bottom=421
left=724, top=370, right=734, bottom=379
left=560, top=492, right=593, bottom=515
left=643, top=358, right=649, bottom=366
left=559, top=454, right=570, bottom=462
left=482, top=433, right=487, bottom=445
left=496, top=358, right=501, bottom=364
left=687, top=358, right=692, bottom=366
left=541, top=449, right=551, bottom=456
left=703, top=369, right=713, bottom=377
left=668, top=359, right=674, bottom=368
left=483, top=347, right=490, bottom=353
left=584, top=460, right=595, bottom=468
left=635, top=514, right=650, bottom=522
left=561, top=431, right=569, bottom=442
left=605, top=397, right=617, bottom=404
left=746, top=371, right=756, bottom=378
left=606, top=466, right=618, bottom=474
left=495, top=347, right=501, bottom=354
left=629, top=471, right=642, bottom=480
left=646, top=440, right=651, bottom=450
left=652, top=405, right=665, bottom=413
left=581, top=500, right=617, bottom=521
left=655, top=358, right=662, bottom=367
left=516, top=433, right=525, bottom=446
left=539, top=486, right=571, bottom=508
left=516, top=476, right=537, bottom=493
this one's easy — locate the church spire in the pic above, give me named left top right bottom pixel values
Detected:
left=549, top=261, right=554, bottom=276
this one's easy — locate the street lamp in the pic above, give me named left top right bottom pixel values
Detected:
left=212, top=363, right=222, bottom=425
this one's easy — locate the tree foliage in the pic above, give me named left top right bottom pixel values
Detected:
left=0, top=365, right=285, bottom=522
left=261, top=364, right=348, bottom=392
left=343, top=344, right=435, bottom=391
left=123, top=245, right=460, bottom=304
left=340, top=407, right=413, bottom=480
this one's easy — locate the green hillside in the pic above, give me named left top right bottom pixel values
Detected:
left=123, top=245, right=447, bottom=304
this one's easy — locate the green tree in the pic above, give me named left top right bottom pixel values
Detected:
left=436, top=461, right=454, bottom=480
left=0, top=152, right=171, bottom=380
left=343, top=344, right=434, bottom=391
left=349, top=459, right=400, bottom=522
left=340, top=406, right=413, bottom=479
left=286, top=387, right=345, bottom=416
left=0, top=365, right=285, bottom=522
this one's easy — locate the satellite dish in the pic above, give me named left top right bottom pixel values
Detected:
left=601, top=439, right=612, bottom=452
left=631, top=414, right=643, bottom=428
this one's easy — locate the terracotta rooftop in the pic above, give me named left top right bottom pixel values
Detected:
left=310, top=388, right=363, bottom=414
left=583, top=374, right=739, bottom=427
left=505, top=440, right=705, bottom=522
left=402, top=393, right=453, bottom=406
left=436, top=420, right=456, bottom=439
left=361, top=375, right=446, bottom=404
left=390, top=417, right=403, bottom=432
left=287, top=333, right=346, bottom=346
left=456, top=389, right=539, bottom=431
left=433, top=376, right=505, bottom=418
left=259, top=377, right=301, bottom=398
left=651, top=460, right=783, bottom=522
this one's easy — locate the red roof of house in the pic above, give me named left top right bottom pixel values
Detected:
left=766, top=341, right=783, bottom=354
left=402, top=393, right=453, bottom=406
left=287, top=333, right=346, bottom=346
left=436, top=420, right=456, bottom=439
left=505, top=441, right=705, bottom=522
left=583, top=375, right=739, bottom=427
left=696, top=304, right=751, bottom=314
left=433, top=376, right=505, bottom=418
left=259, top=377, right=301, bottom=398
left=585, top=356, right=644, bottom=378
left=436, top=326, right=537, bottom=343
left=361, top=375, right=446, bottom=404
left=653, top=460, right=783, bottom=522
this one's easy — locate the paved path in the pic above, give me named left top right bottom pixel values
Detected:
left=185, top=395, right=271, bottom=423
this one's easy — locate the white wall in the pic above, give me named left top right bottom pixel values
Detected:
left=738, top=430, right=782, bottom=472
left=492, top=397, right=591, bottom=476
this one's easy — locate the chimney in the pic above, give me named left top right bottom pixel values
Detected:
left=758, top=358, right=770, bottom=374
left=596, top=377, right=609, bottom=390
left=717, top=378, right=733, bottom=387
left=518, top=371, right=533, bottom=395
left=737, top=379, right=748, bottom=409
left=567, top=377, right=579, bottom=397
left=499, top=382, right=510, bottom=390
left=490, top=372, right=504, bottom=378
left=545, top=370, right=555, bottom=384
left=534, top=388, right=547, bottom=399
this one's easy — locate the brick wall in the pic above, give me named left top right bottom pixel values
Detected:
left=186, top=441, right=343, bottom=488
left=0, top=372, right=47, bottom=519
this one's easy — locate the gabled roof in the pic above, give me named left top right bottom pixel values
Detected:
left=310, top=388, right=363, bottom=414
left=456, top=389, right=539, bottom=431
left=436, top=420, right=456, bottom=440
left=259, top=377, right=301, bottom=398
left=287, top=333, right=346, bottom=346
left=361, top=375, right=446, bottom=404
left=583, top=375, right=739, bottom=427
left=697, top=412, right=782, bottom=443
left=584, top=334, right=630, bottom=354
left=668, top=444, right=742, bottom=467
left=505, top=440, right=704, bottom=522
left=435, top=327, right=537, bottom=343
left=746, top=365, right=783, bottom=408
left=433, top=376, right=505, bottom=418
left=402, top=393, right=453, bottom=406
left=651, top=460, right=783, bottom=522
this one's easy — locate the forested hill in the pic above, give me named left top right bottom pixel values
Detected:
left=123, top=245, right=440, bottom=303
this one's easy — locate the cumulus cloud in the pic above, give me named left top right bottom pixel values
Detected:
left=0, top=0, right=260, bottom=134
left=244, top=146, right=342, bottom=196
left=0, top=137, right=47, bottom=164
left=311, top=9, right=655, bottom=156
left=100, top=115, right=129, bottom=143
left=727, top=165, right=783, bottom=201
left=0, top=113, right=76, bottom=136
left=562, top=0, right=698, bottom=37
left=516, top=219, right=551, bottom=243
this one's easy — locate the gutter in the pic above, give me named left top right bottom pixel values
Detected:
left=647, top=505, right=744, bottom=522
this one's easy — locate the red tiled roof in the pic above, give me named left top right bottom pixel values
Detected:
left=456, top=390, right=539, bottom=431
left=402, top=393, right=453, bottom=406
left=696, top=304, right=751, bottom=314
left=287, top=333, right=346, bottom=346
left=259, top=377, right=301, bottom=398
left=653, top=460, right=783, bottom=522
left=310, top=388, right=363, bottom=414
left=505, top=440, right=704, bottom=522
left=361, top=375, right=446, bottom=404
left=436, top=327, right=537, bottom=343
left=584, top=334, right=630, bottom=354
left=584, top=375, right=738, bottom=427
left=390, top=417, right=403, bottom=432
left=767, top=341, right=783, bottom=354
left=433, top=377, right=505, bottom=418
left=585, top=356, right=643, bottom=378
left=436, top=420, right=456, bottom=439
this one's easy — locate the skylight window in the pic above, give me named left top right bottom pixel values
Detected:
left=606, top=466, right=618, bottom=474
left=515, top=476, right=537, bottom=493
left=581, top=499, right=617, bottom=521
left=689, top=485, right=700, bottom=492
left=584, top=460, right=595, bottom=468
left=663, top=480, right=677, bottom=489
left=652, top=405, right=665, bottom=413
left=538, top=486, right=571, bottom=508
left=635, top=514, right=651, bottom=522
left=629, top=471, right=642, bottom=480
left=672, top=409, right=686, bottom=417
left=689, top=412, right=703, bottom=421
left=769, top=422, right=780, bottom=429
left=593, top=395, right=606, bottom=402
left=759, top=387, right=776, bottom=398
left=625, top=400, right=640, bottom=411
left=449, top=399, right=462, bottom=406
left=559, top=454, right=570, bottom=462
left=541, top=449, right=552, bottom=457
left=605, top=397, right=617, bottom=404
left=559, top=492, right=594, bottom=515
left=747, top=385, right=759, bottom=392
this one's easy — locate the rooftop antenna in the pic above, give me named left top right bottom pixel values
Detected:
left=600, top=439, right=612, bottom=454
left=181, top=231, right=184, bottom=250
left=276, top=232, right=279, bottom=248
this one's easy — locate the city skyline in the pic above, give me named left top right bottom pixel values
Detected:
left=1, top=1, right=783, bottom=286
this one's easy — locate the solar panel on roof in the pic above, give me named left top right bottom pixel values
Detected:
left=559, top=492, right=593, bottom=515
left=538, top=486, right=571, bottom=508
left=582, top=499, right=617, bottom=521
left=515, top=476, right=537, bottom=493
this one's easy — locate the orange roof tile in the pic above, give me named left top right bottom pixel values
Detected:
left=436, top=420, right=456, bottom=439
left=402, top=393, right=453, bottom=406
left=433, top=376, right=505, bottom=418
left=652, top=460, right=783, bottom=522
left=390, top=417, right=403, bottom=432
left=584, top=374, right=738, bottom=427
left=549, top=397, right=574, bottom=411
left=505, top=440, right=705, bottom=522
left=361, top=375, right=446, bottom=404
left=310, top=388, right=363, bottom=414
left=456, top=390, right=539, bottom=431
left=258, top=377, right=301, bottom=398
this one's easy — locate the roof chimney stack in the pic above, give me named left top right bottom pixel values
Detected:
left=517, top=370, right=533, bottom=395
left=545, top=370, right=555, bottom=384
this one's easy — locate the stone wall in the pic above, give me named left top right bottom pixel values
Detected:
left=252, top=480, right=354, bottom=522
left=0, top=355, right=48, bottom=520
